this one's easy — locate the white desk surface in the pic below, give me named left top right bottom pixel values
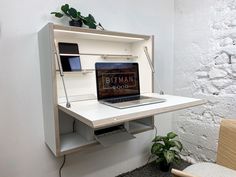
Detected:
left=58, top=93, right=206, bottom=129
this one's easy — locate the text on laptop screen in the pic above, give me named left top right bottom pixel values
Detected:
left=95, top=63, right=140, bottom=100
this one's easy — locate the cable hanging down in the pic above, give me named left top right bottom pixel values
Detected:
left=59, top=155, right=66, bottom=177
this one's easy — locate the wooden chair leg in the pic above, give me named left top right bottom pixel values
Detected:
left=171, top=168, right=199, bottom=177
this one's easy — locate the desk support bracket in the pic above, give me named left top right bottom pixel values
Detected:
left=53, top=41, right=71, bottom=108
left=144, top=46, right=155, bottom=73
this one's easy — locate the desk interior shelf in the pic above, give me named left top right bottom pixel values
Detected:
left=101, top=55, right=138, bottom=60
left=56, top=69, right=95, bottom=74
left=59, top=53, right=138, bottom=60
left=129, top=122, right=153, bottom=134
left=60, top=132, right=97, bottom=154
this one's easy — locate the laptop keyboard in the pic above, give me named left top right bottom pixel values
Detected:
left=105, top=96, right=148, bottom=104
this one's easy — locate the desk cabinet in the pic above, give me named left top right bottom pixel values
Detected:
left=38, top=23, right=205, bottom=156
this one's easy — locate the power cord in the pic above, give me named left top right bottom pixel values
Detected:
left=59, top=155, right=66, bottom=177
left=72, top=120, right=76, bottom=133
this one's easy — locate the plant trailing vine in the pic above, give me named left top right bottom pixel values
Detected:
left=51, top=4, right=104, bottom=29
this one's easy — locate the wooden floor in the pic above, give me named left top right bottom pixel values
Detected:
left=116, top=161, right=190, bottom=177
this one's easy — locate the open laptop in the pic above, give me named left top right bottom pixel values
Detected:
left=95, top=62, right=166, bottom=109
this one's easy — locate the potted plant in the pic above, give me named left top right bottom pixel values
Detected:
left=51, top=4, right=83, bottom=27
left=51, top=4, right=104, bottom=29
left=151, top=132, right=183, bottom=172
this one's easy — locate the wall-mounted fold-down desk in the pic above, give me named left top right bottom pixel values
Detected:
left=57, top=93, right=206, bottom=155
left=38, top=23, right=206, bottom=157
left=59, top=93, right=205, bottom=129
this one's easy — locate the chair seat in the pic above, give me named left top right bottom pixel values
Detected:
left=184, top=162, right=236, bottom=177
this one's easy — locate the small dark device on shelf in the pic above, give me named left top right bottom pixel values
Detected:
left=58, top=42, right=82, bottom=72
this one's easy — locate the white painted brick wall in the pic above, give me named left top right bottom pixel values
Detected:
left=174, top=0, right=236, bottom=163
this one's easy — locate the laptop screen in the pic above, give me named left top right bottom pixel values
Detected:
left=95, top=63, right=140, bottom=100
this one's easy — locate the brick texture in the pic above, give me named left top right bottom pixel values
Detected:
left=174, top=0, right=236, bottom=163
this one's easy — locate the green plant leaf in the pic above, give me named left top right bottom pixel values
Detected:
left=174, top=153, right=181, bottom=160
left=51, top=12, right=64, bottom=18
left=151, top=143, right=164, bottom=154
left=86, top=21, right=96, bottom=29
left=88, top=14, right=96, bottom=22
left=61, top=4, right=69, bottom=13
left=170, top=150, right=181, bottom=159
left=171, top=140, right=183, bottom=151
left=152, top=136, right=163, bottom=142
left=167, top=132, right=177, bottom=139
left=163, top=136, right=173, bottom=149
left=169, top=140, right=176, bottom=147
left=68, top=8, right=78, bottom=19
left=164, top=150, right=175, bottom=164
left=174, top=153, right=182, bottom=164
left=169, top=149, right=179, bottom=155
left=77, top=11, right=81, bottom=17
left=83, top=14, right=97, bottom=28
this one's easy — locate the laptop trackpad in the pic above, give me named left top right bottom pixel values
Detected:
left=109, top=98, right=166, bottom=108
left=94, top=128, right=135, bottom=147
